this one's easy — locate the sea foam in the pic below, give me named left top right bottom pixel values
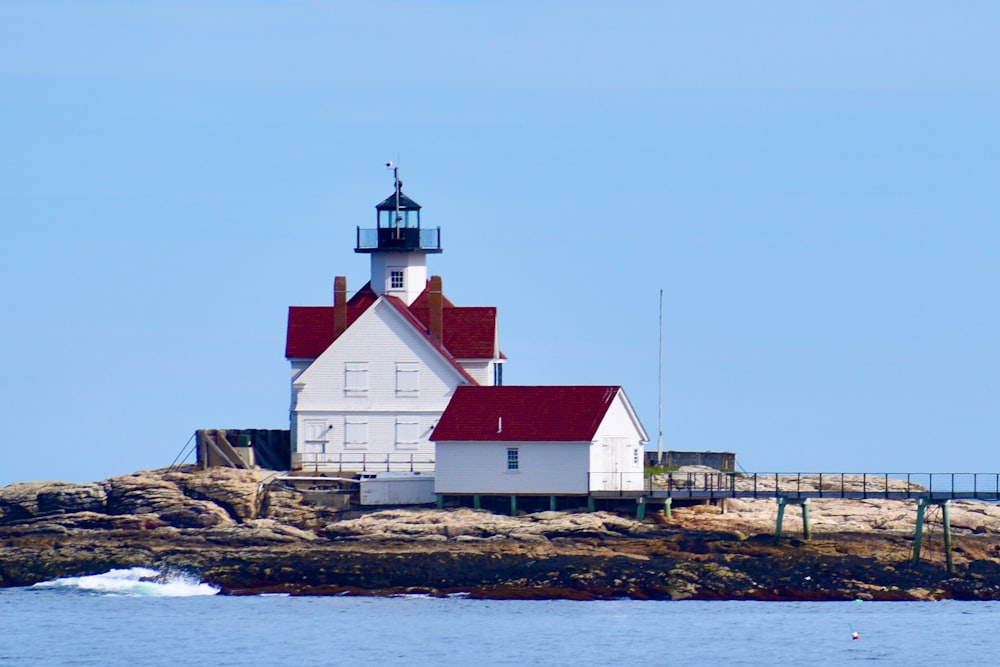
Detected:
left=31, top=567, right=220, bottom=597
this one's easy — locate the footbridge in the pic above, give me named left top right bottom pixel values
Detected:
left=594, top=472, right=1000, bottom=574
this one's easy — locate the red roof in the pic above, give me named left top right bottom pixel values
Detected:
left=285, top=281, right=498, bottom=364
left=409, top=305, right=497, bottom=359
left=410, top=289, right=455, bottom=310
left=431, top=385, right=622, bottom=442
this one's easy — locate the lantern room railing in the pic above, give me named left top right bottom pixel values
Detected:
left=355, top=226, right=442, bottom=252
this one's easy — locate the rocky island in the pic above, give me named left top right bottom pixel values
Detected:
left=2, top=466, right=999, bottom=600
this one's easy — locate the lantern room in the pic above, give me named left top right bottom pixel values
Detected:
left=356, top=167, right=442, bottom=255
left=355, top=166, right=443, bottom=305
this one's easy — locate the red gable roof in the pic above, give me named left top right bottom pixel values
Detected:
left=285, top=306, right=333, bottom=359
left=431, top=385, right=622, bottom=442
left=410, top=289, right=455, bottom=310
left=285, top=280, right=498, bottom=365
left=409, top=305, right=497, bottom=359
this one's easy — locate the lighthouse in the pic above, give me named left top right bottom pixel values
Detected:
left=285, top=166, right=503, bottom=474
left=354, top=165, right=442, bottom=305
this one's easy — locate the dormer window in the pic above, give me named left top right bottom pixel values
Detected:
left=390, top=270, right=404, bottom=290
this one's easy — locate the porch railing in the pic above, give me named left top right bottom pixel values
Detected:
left=292, top=452, right=435, bottom=474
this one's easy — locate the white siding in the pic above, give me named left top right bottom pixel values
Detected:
left=456, top=359, right=492, bottom=385
left=370, top=253, right=427, bottom=305
left=294, top=301, right=460, bottom=410
left=290, top=298, right=470, bottom=471
left=457, top=359, right=508, bottom=386
left=289, top=359, right=311, bottom=382
left=435, top=441, right=590, bottom=494
left=589, top=391, right=646, bottom=491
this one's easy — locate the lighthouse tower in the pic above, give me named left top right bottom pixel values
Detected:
left=355, top=166, right=442, bottom=305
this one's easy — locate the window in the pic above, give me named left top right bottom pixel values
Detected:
left=305, top=420, right=328, bottom=441
left=396, top=362, right=419, bottom=395
left=389, top=269, right=404, bottom=290
left=507, top=447, right=519, bottom=471
left=345, top=362, right=368, bottom=393
left=345, top=418, right=368, bottom=447
left=395, top=419, right=420, bottom=448
left=493, top=362, right=503, bottom=387
left=303, top=420, right=329, bottom=454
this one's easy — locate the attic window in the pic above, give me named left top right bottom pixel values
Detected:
left=389, top=270, right=404, bottom=290
left=396, top=363, right=419, bottom=395
left=345, top=362, right=368, bottom=394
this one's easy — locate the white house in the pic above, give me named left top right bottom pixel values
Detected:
left=431, top=385, right=649, bottom=496
left=285, top=172, right=504, bottom=472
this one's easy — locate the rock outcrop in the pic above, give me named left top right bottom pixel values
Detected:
left=2, top=466, right=999, bottom=601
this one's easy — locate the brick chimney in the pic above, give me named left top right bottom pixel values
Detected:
left=334, top=276, right=348, bottom=339
left=428, top=275, right=443, bottom=343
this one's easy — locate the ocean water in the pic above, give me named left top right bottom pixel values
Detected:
left=1, top=568, right=998, bottom=666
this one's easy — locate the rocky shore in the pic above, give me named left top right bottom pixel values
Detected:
left=2, top=466, right=1000, bottom=600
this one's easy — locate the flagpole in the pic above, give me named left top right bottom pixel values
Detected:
left=657, top=288, right=663, bottom=466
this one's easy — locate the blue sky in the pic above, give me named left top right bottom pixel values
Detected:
left=2, top=1, right=998, bottom=485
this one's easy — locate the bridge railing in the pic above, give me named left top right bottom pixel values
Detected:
left=644, top=472, right=1000, bottom=500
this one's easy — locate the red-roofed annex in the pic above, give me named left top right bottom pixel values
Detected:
left=432, top=386, right=648, bottom=496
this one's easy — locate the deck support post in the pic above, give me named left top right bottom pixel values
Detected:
left=549, top=495, right=557, bottom=512
left=912, top=498, right=926, bottom=566
left=775, top=497, right=810, bottom=545
left=473, top=495, right=481, bottom=510
left=587, top=496, right=595, bottom=512
left=510, top=495, right=517, bottom=516
left=942, top=501, right=953, bottom=574
left=436, top=494, right=444, bottom=510
left=801, top=498, right=811, bottom=540
left=636, top=496, right=646, bottom=521
left=775, top=499, right=786, bottom=545
left=663, top=498, right=672, bottom=520
left=913, top=498, right=953, bottom=574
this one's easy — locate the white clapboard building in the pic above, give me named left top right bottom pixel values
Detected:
left=431, top=385, right=648, bottom=496
left=284, top=172, right=504, bottom=472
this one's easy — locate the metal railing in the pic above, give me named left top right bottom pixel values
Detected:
left=587, top=472, right=647, bottom=495
left=640, top=472, right=1000, bottom=501
left=291, top=452, right=435, bottom=474
left=355, top=226, right=441, bottom=251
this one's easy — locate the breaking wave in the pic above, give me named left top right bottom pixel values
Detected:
left=31, top=567, right=220, bottom=597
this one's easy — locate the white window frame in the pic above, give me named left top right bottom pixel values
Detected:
left=389, top=269, right=404, bottom=290
left=507, top=447, right=519, bottom=471
left=395, top=362, right=420, bottom=396
left=344, top=362, right=368, bottom=394
left=344, top=417, right=368, bottom=449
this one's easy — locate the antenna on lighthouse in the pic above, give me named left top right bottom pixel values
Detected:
left=386, top=160, right=402, bottom=239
